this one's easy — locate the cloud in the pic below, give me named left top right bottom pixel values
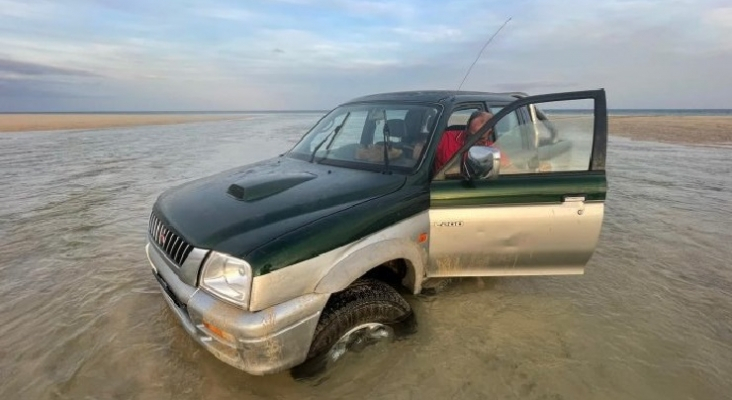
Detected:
left=265, top=0, right=415, bottom=18
left=0, top=58, right=103, bottom=111
left=705, top=5, right=732, bottom=26
left=193, top=6, right=257, bottom=21
left=700, top=6, right=732, bottom=51
left=0, top=0, right=59, bottom=19
left=491, top=81, right=580, bottom=92
left=390, top=26, right=463, bottom=43
left=334, top=0, right=414, bottom=18
left=0, top=58, right=97, bottom=77
left=0, top=0, right=731, bottom=110
left=209, top=28, right=405, bottom=74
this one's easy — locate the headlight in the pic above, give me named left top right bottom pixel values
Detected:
left=200, top=251, right=252, bottom=308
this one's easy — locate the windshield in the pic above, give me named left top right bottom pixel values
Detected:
left=288, top=103, right=440, bottom=172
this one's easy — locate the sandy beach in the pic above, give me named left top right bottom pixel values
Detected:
left=609, top=115, right=732, bottom=144
left=1, top=113, right=731, bottom=145
left=0, top=113, right=250, bottom=132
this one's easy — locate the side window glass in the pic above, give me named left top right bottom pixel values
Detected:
left=495, top=99, right=595, bottom=175
left=438, top=107, right=482, bottom=178
left=446, top=108, right=480, bottom=129
left=488, top=106, right=520, bottom=140
left=440, top=108, right=523, bottom=180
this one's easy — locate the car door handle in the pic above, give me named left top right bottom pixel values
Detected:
left=563, top=195, right=586, bottom=202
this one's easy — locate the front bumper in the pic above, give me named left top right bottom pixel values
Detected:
left=145, top=242, right=328, bottom=375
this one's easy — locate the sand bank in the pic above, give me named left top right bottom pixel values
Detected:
left=2, top=113, right=731, bottom=145
left=0, top=113, right=249, bottom=132
left=609, top=116, right=732, bottom=144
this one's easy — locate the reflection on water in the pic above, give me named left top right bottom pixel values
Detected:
left=1, top=116, right=731, bottom=399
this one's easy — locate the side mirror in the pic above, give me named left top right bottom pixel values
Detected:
left=462, top=146, right=501, bottom=180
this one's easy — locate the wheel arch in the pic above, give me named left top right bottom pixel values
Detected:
left=314, top=238, right=426, bottom=295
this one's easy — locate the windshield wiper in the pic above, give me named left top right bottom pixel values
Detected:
left=381, top=109, right=390, bottom=173
left=309, top=112, right=350, bottom=163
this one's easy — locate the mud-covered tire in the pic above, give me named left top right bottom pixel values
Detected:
left=306, top=278, right=412, bottom=363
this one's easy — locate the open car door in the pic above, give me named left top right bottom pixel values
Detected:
left=428, top=89, right=608, bottom=277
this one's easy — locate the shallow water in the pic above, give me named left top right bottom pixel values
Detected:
left=1, top=115, right=731, bottom=399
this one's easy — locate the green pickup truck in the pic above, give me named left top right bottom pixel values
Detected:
left=146, top=89, right=608, bottom=375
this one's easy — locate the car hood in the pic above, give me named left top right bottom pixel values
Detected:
left=153, top=156, right=406, bottom=257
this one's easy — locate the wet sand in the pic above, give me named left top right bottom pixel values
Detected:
left=609, top=116, right=732, bottom=144
left=0, top=113, right=250, bottom=132
left=1, top=115, right=731, bottom=399
left=2, top=114, right=731, bottom=146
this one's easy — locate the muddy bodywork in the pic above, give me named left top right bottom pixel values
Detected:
left=152, top=157, right=414, bottom=277
left=147, top=243, right=328, bottom=375
left=146, top=89, right=608, bottom=375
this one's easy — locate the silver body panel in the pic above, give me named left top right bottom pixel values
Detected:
left=148, top=199, right=602, bottom=374
left=147, top=243, right=328, bottom=375
left=148, top=200, right=602, bottom=374
left=249, top=211, right=430, bottom=311
left=146, top=212, right=430, bottom=373
left=176, top=248, right=208, bottom=286
left=428, top=202, right=603, bottom=277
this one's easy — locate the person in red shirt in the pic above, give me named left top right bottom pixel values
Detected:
left=434, top=111, right=495, bottom=172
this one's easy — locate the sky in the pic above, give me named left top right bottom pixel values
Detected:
left=0, top=0, right=731, bottom=111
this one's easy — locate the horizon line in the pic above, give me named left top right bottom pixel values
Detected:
left=2, top=107, right=732, bottom=114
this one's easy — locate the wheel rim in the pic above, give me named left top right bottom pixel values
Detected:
left=328, top=323, right=394, bottom=362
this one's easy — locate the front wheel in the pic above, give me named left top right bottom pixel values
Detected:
left=293, top=279, right=413, bottom=378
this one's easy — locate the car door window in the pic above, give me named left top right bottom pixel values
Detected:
left=493, top=99, right=595, bottom=175
left=446, top=107, right=481, bottom=128
left=435, top=106, right=483, bottom=176
left=438, top=106, right=524, bottom=179
left=487, top=106, right=520, bottom=140
left=434, top=97, right=601, bottom=180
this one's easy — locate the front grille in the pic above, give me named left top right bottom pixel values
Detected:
left=153, top=270, right=185, bottom=309
left=148, top=213, right=194, bottom=267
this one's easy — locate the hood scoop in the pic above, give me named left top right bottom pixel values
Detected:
left=227, top=172, right=317, bottom=202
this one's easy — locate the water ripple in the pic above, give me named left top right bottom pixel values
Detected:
left=0, top=117, right=731, bottom=399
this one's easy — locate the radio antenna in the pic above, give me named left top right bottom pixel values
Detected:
left=457, top=17, right=512, bottom=92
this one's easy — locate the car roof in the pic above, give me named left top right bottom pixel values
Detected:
left=342, top=90, right=527, bottom=105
